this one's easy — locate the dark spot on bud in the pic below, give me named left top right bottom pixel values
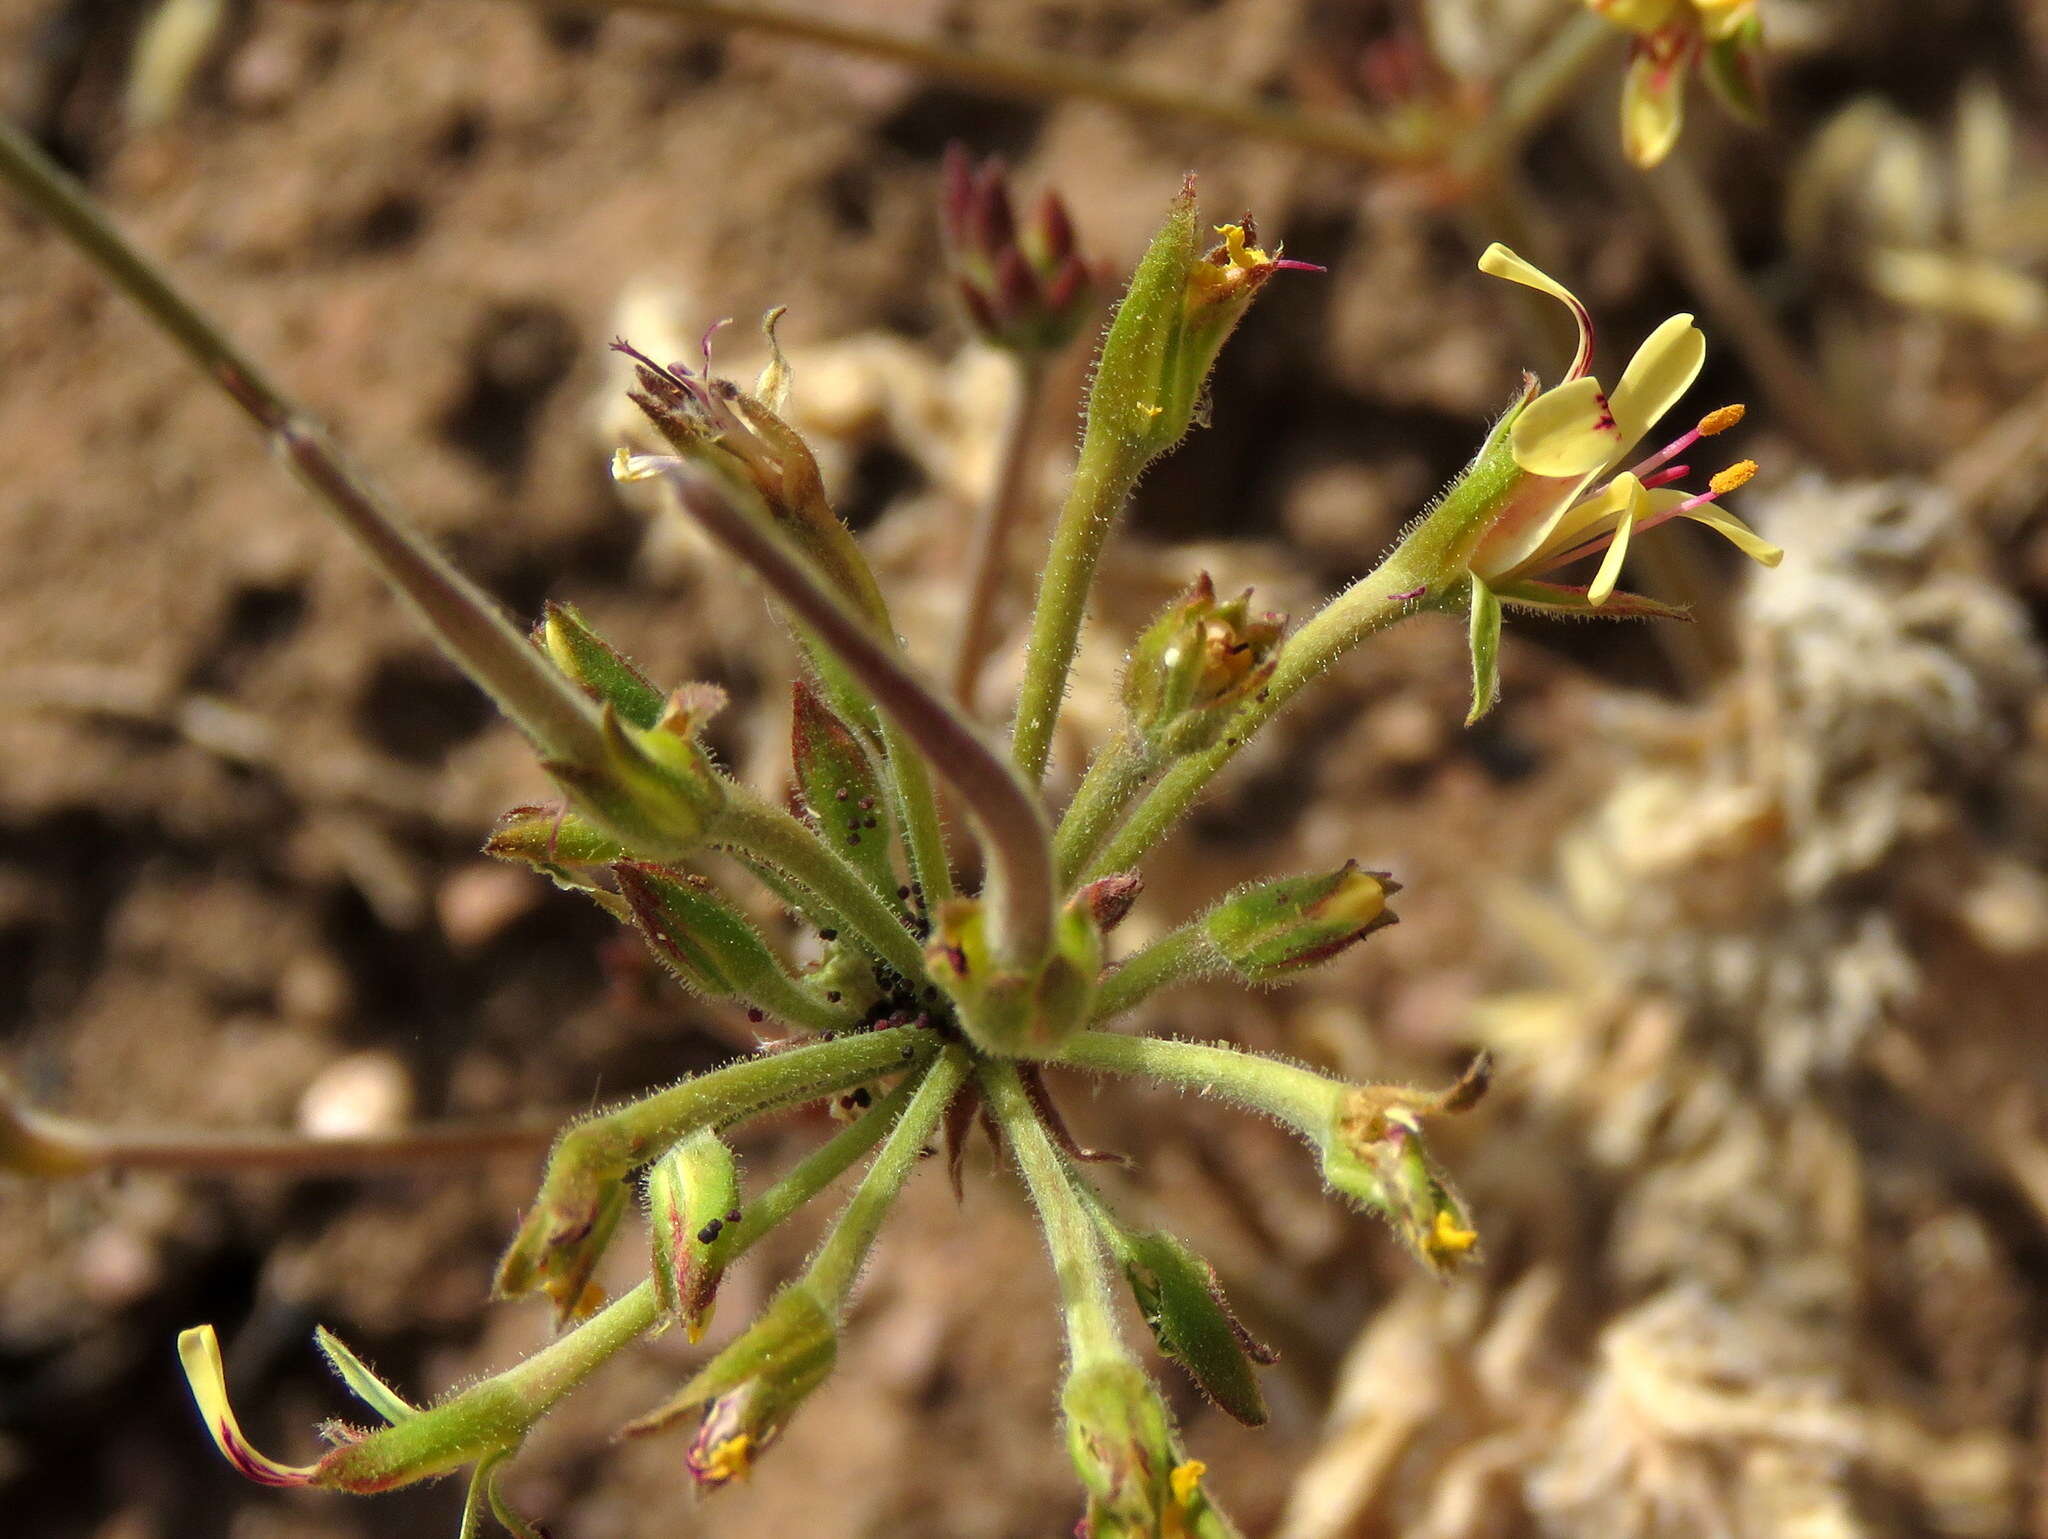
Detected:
left=696, top=1219, right=723, bottom=1243
left=819, top=928, right=838, bottom=941
left=746, top=1008, right=765, bottom=1023
left=724, top=1207, right=743, bottom=1224
left=826, top=991, right=842, bottom=1004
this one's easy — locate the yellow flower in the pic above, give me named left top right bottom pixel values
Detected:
left=1471, top=244, right=1780, bottom=609
left=1450, top=246, right=1778, bottom=723
left=1586, top=0, right=1765, bottom=167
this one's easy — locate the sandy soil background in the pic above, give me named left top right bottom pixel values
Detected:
left=3, top=2, right=2047, bottom=1537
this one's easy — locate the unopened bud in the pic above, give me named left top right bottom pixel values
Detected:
left=546, top=700, right=726, bottom=862
left=620, top=1283, right=838, bottom=1488
left=647, top=1129, right=742, bottom=1341
left=616, top=863, right=790, bottom=1005
left=941, top=144, right=1100, bottom=354
left=1077, top=872, right=1144, bottom=933
left=539, top=601, right=666, bottom=729
left=485, top=805, right=625, bottom=871
left=1114, top=1229, right=1276, bottom=1427
left=1204, top=862, right=1398, bottom=984
left=1123, top=573, right=1285, bottom=757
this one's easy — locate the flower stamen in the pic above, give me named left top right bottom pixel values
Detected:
left=1625, top=401, right=1744, bottom=483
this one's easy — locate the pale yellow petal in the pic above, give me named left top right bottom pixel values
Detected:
left=1593, top=0, right=1682, bottom=31
left=1691, top=0, right=1755, bottom=42
left=1510, top=377, right=1620, bottom=477
left=1588, top=475, right=1648, bottom=604
left=1536, top=475, right=1634, bottom=559
left=1621, top=40, right=1690, bottom=168
left=178, top=1325, right=319, bottom=1486
left=1607, top=313, right=1705, bottom=456
left=1684, top=504, right=1784, bottom=565
left=1478, top=244, right=1594, bottom=379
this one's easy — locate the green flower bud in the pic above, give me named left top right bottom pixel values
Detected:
left=1062, top=1359, right=1237, bottom=1539
left=538, top=599, right=666, bottom=729
left=1113, top=1229, right=1276, bottom=1428
left=790, top=679, right=901, bottom=904
left=484, top=804, right=630, bottom=915
left=616, top=862, right=848, bottom=1034
left=1084, top=184, right=1315, bottom=483
left=616, top=864, right=773, bottom=1001
left=620, top=1282, right=838, bottom=1488
left=1123, top=573, right=1285, bottom=757
left=545, top=697, right=728, bottom=863
left=484, top=804, right=626, bottom=871
left=925, top=894, right=1102, bottom=1058
left=1203, top=862, right=1399, bottom=984
left=646, top=1128, right=742, bottom=1342
left=1319, top=1054, right=1490, bottom=1277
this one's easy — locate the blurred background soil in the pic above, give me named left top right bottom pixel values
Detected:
left=2, top=2, right=2047, bottom=1537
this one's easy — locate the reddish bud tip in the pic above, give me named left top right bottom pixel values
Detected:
left=1033, top=189, right=1077, bottom=264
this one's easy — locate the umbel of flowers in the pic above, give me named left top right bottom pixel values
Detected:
left=159, top=169, right=1772, bottom=1536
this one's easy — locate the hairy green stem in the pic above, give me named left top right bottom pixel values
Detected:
left=1010, top=434, right=1144, bottom=786
left=549, top=1026, right=934, bottom=1206
left=494, top=1278, right=662, bottom=1407
left=952, top=352, right=1048, bottom=710
left=983, top=1065, right=1130, bottom=1368
left=1053, top=729, right=1156, bottom=889
left=0, top=118, right=607, bottom=772
left=804, top=1048, right=971, bottom=1309
left=886, top=723, right=957, bottom=913
left=711, top=792, right=927, bottom=983
left=671, top=473, right=1053, bottom=971
left=983, top=1061, right=1127, bottom=1366
left=1089, top=923, right=1216, bottom=1024
left=717, top=1071, right=925, bottom=1258
left=1056, top=1030, right=1342, bottom=1139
